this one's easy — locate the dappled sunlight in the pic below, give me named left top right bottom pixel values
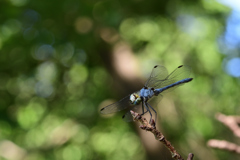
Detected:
left=113, top=42, right=140, bottom=81
left=0, top=19, right=21, bottom=43
left=90, top=128, right=143, bottom=160
left=68, top=64, right=88, bottom=85
left=74, top=17, right=93, bottom=34
left=17, top=98, right=46, bottom=129
left=46, top=120, right=79, bottom=147
left=1, top=0, right=240, bottom=159
left=177, top=15, right=208, bottom=40
left=33, top=45, right=55, bottom=60
left=0, top=140, right=26, bottom=160
left=100, top=27, right=119, bottom=43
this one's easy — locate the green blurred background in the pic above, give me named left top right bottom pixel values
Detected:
left=1, top=0, right=240, bottom=159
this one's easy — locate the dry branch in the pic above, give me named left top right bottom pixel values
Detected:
left=215, top=113, right=240, bottom=138
left=207, top=113, right=240, bottom=154
left=208, top=139, right=240, bottom=154
left=130, top=110, right=194, bottom=160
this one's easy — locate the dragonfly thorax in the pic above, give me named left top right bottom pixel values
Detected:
left=139, top=87, right=155, bottom=100
left=130, top=93, right=141, bottom=105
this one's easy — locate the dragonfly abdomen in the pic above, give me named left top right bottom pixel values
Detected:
left=154, top=78, right=193, bottom=94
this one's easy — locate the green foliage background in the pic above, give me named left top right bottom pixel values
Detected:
left=0, top=0, right=239, bottom=160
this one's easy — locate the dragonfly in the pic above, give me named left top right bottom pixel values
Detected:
left=100, top=65, right=193, bottom=122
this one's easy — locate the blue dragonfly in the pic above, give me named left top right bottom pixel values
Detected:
left=100, top=65, right=193, bottom=122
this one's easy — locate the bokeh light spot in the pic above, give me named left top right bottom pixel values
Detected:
left=120, top=18, right=137, bottom=40
left=74, top=49, right=87, bottom=64
left=23, top=10, right=40, bottom=26
left=177, top=15, right=207, bottom=39
left=36, top=61, right=57, bottom=83
left=100, top=27, right=119, bottom=43
left=33, top=44, right=55, bottom=60
left=137, top=21, right=159, bottom=41
left=72, top=124, right=89, bottom=144
left=35, top=81, right=54, bottom=98
left=17, top=99, right=46, bottom=129
left=0, top=140, right=26, bottom=160
left=74, top=17, right=93, bottom=34
left=34, top=61, right=57, bottom=97
left=58, top=43, right=74, bottom=65
left=62, top=145, right=82, bottom=160
left=23, top=27, right=38, bottom=41
left=9, top=0, right=29, bottom=6
left=91, top=132, right=117, bottom=153
left=1, top=19, right=22, bottom=41
left=226, top=57, right=240, bottom=77
left=69, top=64, right=88, bottom=84
left=25, top=127, right=46, bottom=148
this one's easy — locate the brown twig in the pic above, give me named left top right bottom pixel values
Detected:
left=207, top=113, right=240, bottom=154
left=215, top=113, right=240, bottom=138
left=130, top=110, right=194, bottom=160
left=186, top=153, right=194, bottom=160
left=207, top=139, right=240, bottom=154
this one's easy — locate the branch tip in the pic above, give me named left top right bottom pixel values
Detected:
left=187, top=153, right=194, bottom=160
left=130, top=110, right=193, bottom=160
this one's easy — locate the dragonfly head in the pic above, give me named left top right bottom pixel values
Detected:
left=130, top=93, right=141, bottom=105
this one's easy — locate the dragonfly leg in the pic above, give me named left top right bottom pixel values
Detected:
left=146, top=102, right=157, bottom=122
left=141, top=110, right=148, bottom=116
left=144, top=102, right=152, bottom=122
left=140, top=101, right=146, bottom=115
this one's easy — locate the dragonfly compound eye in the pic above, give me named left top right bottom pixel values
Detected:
left=130, top=93, right=141, bottom=105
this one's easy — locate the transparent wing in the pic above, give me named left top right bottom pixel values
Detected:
left=122, top=107, right=137, bottom=122
left=100, top=95, right=133, bottom=114
left=145, top=65, right=168, bottom=87
left=146, top=65, right=191, bottom=93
